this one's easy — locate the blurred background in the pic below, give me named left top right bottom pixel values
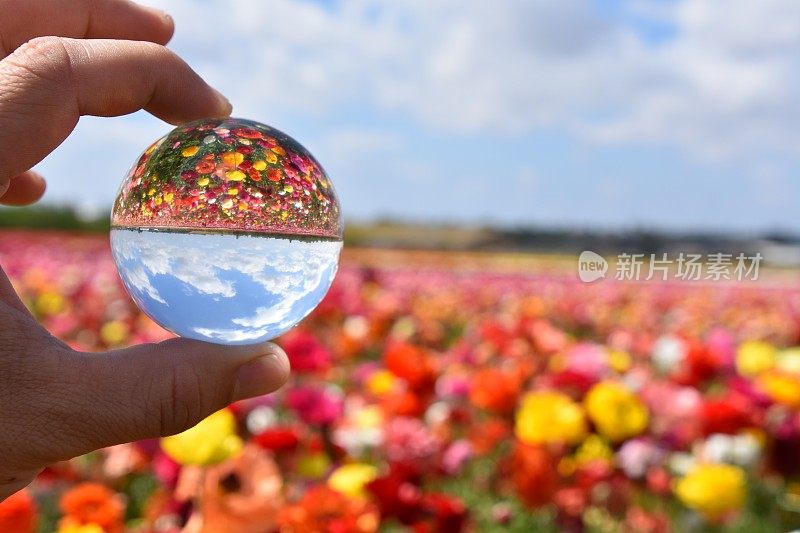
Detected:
left=1, top=1, right=800, bottom=532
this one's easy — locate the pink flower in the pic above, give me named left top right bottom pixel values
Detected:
left=616, top=439, right=665, bottom=479
left=441, top=440, right=473, bottom=475
left=384, top=417, right=441, bottom=466
left=280, top=330, right=331, bottom=373
left=286, top=385, right=343, bottom=426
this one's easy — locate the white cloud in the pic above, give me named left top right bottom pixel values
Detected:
left=141, top=0, right=800, bottom=162
left=110, top=229, right=341, bottom=342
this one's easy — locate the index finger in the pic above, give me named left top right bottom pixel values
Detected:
left=0, top=0, right=174, bottom=56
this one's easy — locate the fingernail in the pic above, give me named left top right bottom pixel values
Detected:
left=213, top=89, right=233, bottom=117
left=143, top=5, right=172, bottom=24
left=232, top=349, right=290, bottom=401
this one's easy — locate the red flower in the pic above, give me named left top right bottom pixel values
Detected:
left=701, top=392, right=755, bottom=436
left=508, top=442, right=559, bottom=508
left=418, top=493, right=467, bottom=533
left=0, top=489, right=36, bottom=533
left=253, top=426, right=301, bottom=453
left=233, top=128, right=263, bottom=139
left=267, top=168, right=283, bottom=182
left=367, top=465, right=424, bottom=525
left=280, top=329, right=332, bottom=373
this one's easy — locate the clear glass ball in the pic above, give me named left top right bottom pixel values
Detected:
left=110, top=118, right=343, bottom=345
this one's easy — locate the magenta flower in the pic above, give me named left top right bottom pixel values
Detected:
left=286, top=385, right=343, bottom=426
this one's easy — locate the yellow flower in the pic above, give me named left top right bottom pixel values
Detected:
left=608, top=350, right=632, bottom=373
left=238, top=202, right=249, bottom=211
left=675, top=463, right=746, bottom=520
left=225, top=170, right=246, bottom=182
left=100, top=320, right=128, bottom=345
left=757, top=372, right=800, bottom=407
left=58, top=524, right=104, bottom=533
left=352, top=405, right=384, bottom=428
left=36, top=291, right=66, bottom=316
left=776, top=347, right=800, bottom=374
left=147, top=187, right=156, bottom=196
left=366, top=370, right=397, bottom=396
left=515, top=391, right=587, bottom=445
left=265, top=152, right=278, bottom=164
left=573, top=434, right=613, bottom=465
left=197, top=176, right=210, bottom=187
left=297, top=452, right=331, bottom=479
left=227, top=187, right=239, bottom=196
left=328, top=463, right=378, bottom=499
left=221, top=151, right=244, bottom=166
left=252, top=160, right=267, bottom=171
left=161, top=409, right=242, bottom=465
left=181, top=145, right=200, bottom=157
left=736, top=340, right=776, bottom=377
left=584, top=381, right=648, bottom=443
left=163, top=192, right=174, bottom=203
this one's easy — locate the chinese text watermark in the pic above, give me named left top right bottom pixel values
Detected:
left=578, top=251, right=763, bottom=283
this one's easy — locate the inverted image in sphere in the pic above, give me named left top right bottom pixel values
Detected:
left=110, top=118, right=343, bottom=345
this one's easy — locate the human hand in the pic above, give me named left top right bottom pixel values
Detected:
left=0, top=0, right=290, bottom=501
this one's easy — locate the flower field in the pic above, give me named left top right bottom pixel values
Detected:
left=1, top=230, right=800, bottom=532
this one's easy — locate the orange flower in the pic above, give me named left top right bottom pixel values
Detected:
left=248, top=167, right=262, bottom=181
left=59, top=483, right=124, bottom=533
left=195, top=160, right=215, bottom=174
left=384, top=342, right=435, bottom=390
left=267, top=168, right=283, bottom=182
left=469, top=368, right=520, bottom=414
left=178, top=444, right=282, bottom=533
left=277, top=486, right=379, bottom=533
left=0, top=489, right=37, bottom=533
left=221, top=151, right=245, bottom=166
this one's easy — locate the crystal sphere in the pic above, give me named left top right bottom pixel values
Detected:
left=110, top=118, right=343, bottom=345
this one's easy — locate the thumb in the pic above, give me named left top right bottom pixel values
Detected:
left=59, top=338, right=290, bottom=455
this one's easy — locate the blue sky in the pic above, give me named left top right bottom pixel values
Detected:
left=36, top=0, right=800, bottom=234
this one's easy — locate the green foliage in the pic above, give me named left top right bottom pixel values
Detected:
left=0, top=206, right=109, bottom=232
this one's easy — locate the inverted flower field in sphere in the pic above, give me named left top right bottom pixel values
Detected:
left=110, top=118, right=343, bottom=344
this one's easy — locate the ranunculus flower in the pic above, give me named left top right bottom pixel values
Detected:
left=674, top=463, right=746, bottom=521
left=735, top=340, right=776, bottom=377
left=756, top=371, right=800, bottom=407
left=515, top=390, right=587, bottom=445
left=469, top=368, right=520, bottom=414
left=161, top=408, right=242, bottom=465
left=59, top=483, right=124, bottom=533
left=585, top=381, right=648, bottom=443
left=253, top=426, right=302, bottom=453
left=328, top=463, right=379, bottom=499
left=280, top=329, right=332, bottom=373
left=0, top=489, right=36, bottom=533
left=286, top=385, right=344, bottom=425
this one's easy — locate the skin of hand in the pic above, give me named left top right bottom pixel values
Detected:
left=0, top=0, right=291, bottom=501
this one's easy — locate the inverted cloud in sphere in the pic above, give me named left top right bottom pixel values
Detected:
left=110, top=229, right=341, bottom=344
